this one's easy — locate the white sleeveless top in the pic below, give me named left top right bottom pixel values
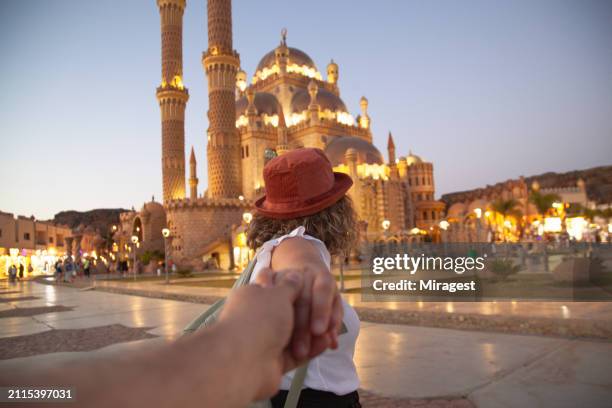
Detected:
left=249, top=226, right=360, bottom=396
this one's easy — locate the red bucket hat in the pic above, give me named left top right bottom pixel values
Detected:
left=254, top=148, right=353, bottom=219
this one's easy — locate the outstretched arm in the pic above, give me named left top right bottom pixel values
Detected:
left=5, top=274, right=307, bottom=408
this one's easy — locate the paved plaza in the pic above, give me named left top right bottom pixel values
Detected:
left=1, top=280, right=611, bottom=407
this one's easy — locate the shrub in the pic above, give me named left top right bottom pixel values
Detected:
left=176, top=269, right=192, bottom=278
left=489, top=258, right=522, bottom=281
left=139, top=250, right=164, bottom=266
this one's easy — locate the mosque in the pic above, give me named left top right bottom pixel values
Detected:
left=116, top=0, right=444, bottom=270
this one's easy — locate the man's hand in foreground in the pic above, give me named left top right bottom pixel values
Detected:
left=218, top=271, right=329, bottom=400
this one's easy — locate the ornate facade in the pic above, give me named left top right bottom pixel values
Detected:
left=147, top=0, right=444, bottom=268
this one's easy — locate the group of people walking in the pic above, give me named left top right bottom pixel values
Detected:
left=53, top=257, right=94, bottom=283
left=7, top=263, right=27, bottom=282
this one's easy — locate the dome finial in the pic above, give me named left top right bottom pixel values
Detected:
left=281, top=27, right=288, bottom=46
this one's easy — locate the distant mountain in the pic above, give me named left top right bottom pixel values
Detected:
left=525, top=166, right=612, bottom=204
left=52, top=208, right=128, bottom=234
left=441, top=165, right=612, bottom=205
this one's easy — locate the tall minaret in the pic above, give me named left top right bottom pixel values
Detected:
left=156, top=0, right=189, bottom=203
left=189, top=147, right=198, bottom=200
left=203, top=0, right=242, bottom=198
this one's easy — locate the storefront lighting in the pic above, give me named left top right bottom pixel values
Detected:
left=544, top=217, right=562, bottom=233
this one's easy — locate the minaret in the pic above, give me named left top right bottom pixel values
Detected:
left=327, top=59, right=339, bottom=85
left=387, top=131, right=396, bottom=164
left=275, top=28, right=289, bottom=76
left=189, top=147, right=198, bottom=200
left=359, top=96, right=370, bottom=129
left=276, top=112, right=289, bottom=156
left=203, top=0, right=242, bottom=198
left=308, top=80, right=320, bottom=124
left=156, top=0, right=188, bottom=203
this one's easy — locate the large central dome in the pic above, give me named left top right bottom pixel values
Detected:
left=256, top=46, right=318, bottom=74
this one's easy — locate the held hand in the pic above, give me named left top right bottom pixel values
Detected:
left=255, top=267, right=343, bottom=361
left=218, top=272, right=317, bottom=400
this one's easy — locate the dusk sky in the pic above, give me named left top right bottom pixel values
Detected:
left=1, top=0, right=611, bottom=220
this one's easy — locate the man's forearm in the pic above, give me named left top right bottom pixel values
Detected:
left=10, top=322, right=259, bottom=408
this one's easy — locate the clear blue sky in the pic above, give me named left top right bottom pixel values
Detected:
left=1, top=0, right=611, bottom=220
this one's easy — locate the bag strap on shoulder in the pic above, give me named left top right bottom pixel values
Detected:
left=283, top=363, right=309, bottom=408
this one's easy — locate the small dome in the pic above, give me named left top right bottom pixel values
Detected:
left=447, top=203, right=467, bottom=219
left=406, top=152, right=423, bottom=165
left=256, top=47, right=317, bottom=73
left=291, top=88, right=347, bottom=113
left=324, top=136, right=384, bottom=166
left=140, top=201, right=165, bottom=217
left=235, top=92, right=283, bottom=119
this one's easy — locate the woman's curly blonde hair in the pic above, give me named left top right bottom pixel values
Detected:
left=247, top=195, right=358, bottom=256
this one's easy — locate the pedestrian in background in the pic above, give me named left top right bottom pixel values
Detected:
left=64, top=259, right=74, bottom=283
left=54, top=260, right=63, bottom=282
left=84, top=258, right=91, bottom=278
left=8, top=264, right=17, bottom=283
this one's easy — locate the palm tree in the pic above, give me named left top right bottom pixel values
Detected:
left=529, top=191, right=561, bottom=217
left=491, top=198, right=523, bottom=241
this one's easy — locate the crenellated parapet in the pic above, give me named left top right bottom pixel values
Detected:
left=165, top=196, right=252, bottom=210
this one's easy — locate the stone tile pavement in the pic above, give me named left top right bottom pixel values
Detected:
left=0, top=281, right=611, bottom=407
left=88, top=277, right=612, bottom=339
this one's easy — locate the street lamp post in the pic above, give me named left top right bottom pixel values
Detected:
left=242, top=212, right=252, bottom=264
left=338, top=257, right=345, bottom=293
left=439, top=220, right=450, bottom=256
left=162, top=228, right=170, bottom=284
left=131, top=235, right=139, bottom=281
left=382, top=219, right=391, bottom=242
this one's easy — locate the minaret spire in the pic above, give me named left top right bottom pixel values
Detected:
left=387, top=131, right=396, bottom=164
left=156, top=0, right=188, bottom=203
left=203, top=0, right=242, bottom=198
left=189, top=146, right=198, bottom=200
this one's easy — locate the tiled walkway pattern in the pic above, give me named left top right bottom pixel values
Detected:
left=1, top=281, right=611, bottom=407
